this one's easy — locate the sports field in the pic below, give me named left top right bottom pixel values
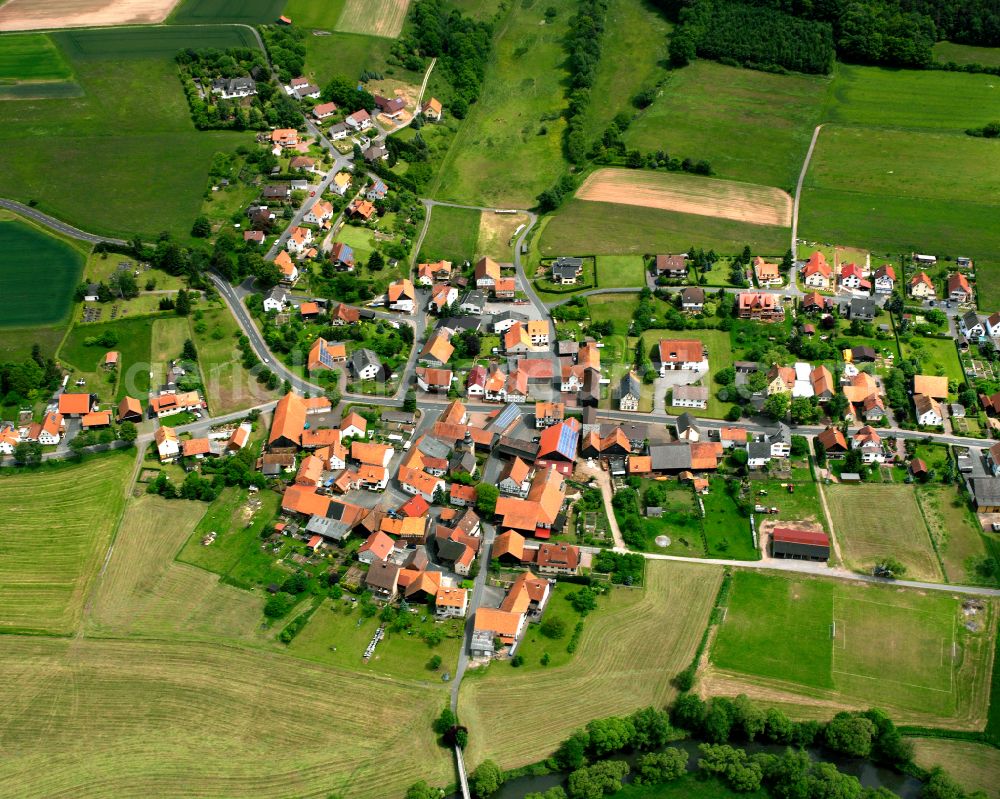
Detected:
left=419, top=204, right=481, bottom=263
left=170, top=0, right=286, bottom=24
left=0, top=28, right=254, bottom=238
left=709, top=572, right=996, bottom=725
left=825, top=483, right=943, bottom=581
left=432, top=0, right=574, bottom=207
left=336, top=0, right=409, bottom=38
left=0, top=636, right=453, bottom=799
left=911, top=738, right=1000, bottom=799
left=0, top=32, right=72, bottom=80
left=459, top=561, right=721, bottom=770
left=539, top=199, right=789, bottom=258
left=624, top=60, right=828, bottom=189
left=0, top=0, right=179, bottom=31
left=578, top=169, right=793, bottom=227
left=0, top=216, right=86, bottom=327
left=87, top=494, right=267, bottom=642
left=0, top=451, right=133, bottom=635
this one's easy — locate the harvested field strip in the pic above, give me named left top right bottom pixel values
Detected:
left=0, top=451, right=133, bottom=635
left=0, top=0, right=181, bottom=32
left=336, top=0, right=409, bottom=38
left=0, top=636, right=453, bottom=798
left=576, top=168, right=793, bottom=227
left=86, top=495, right=265, bottom=643
left=459, top=561, right=721, bottom=770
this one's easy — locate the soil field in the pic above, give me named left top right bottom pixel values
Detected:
left=0, top=0, right=180, bottom=31
left=825, top=483, right=943, bottom=581
left=577, top=169, right=793, bottom=227
left=0, top=636, right=453, bottom=799
left=708, top=572, right=997, bottom=727
left=459, top=561, right=721, bottom=771
left=0, top=216, right=86, bottom=327
left=336, top=0, right=409, bottom=38
left=0, top=451, right=133, bottom=635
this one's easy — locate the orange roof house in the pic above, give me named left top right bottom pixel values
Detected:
left=473, top=607, right=523, bottom=645
left=817, top=426, right=848, bottom=452
left=58, top=392, right=93, bottom=416
left=117, top=396, right=143, bottom=422
left=281, top=485, right=332, bottom=517
left=493, top=530, right=526, bottom=563
left=440, top=399, right=468, bottom=426
left=307, top=337, right=346, bottom=371
left=103, top=351, right=119, bottom=368
left=351, top=441, right=392, bottom=466
left=475, top=256, right=501, bottom=284
left=340, top=412, right=367, bottom=436
left=803, top=251, right=832, bottom=279
left=274, top=249, right=296, bottom=278
left=269, top=391, right=308, bottom=448
left=182, top=437, right=212, bottom=457
left=271, top=128, right=298, bottom=147
left=81, top=410, right=112, bottom=429
left=349, top=199, right=375, bottom=220
left=913, top=374, right=949, bottom=399
left=420, top=331, right=455, bottom=364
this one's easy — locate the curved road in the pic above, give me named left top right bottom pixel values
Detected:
left=0, top=198, right=128, bottom=246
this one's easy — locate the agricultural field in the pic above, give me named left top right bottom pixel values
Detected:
left=800, top=125, right=1000, bottom=260
left=624, top=60, right=828, bottom=189
left=0, top=32, right=72, bottom=80
left=708, top=572, right=997, bottom=726
left=825, top=483, right=942, bottom=581
left=911, top=738, right=1000, bottom=799
left=418, top=204, right=481, bottom=263
left=933, top=41, right=1000, bottom=68
left=459, top=561, right=721, bottom=771
left=825, top=64, right=1000, bottom=132
left=579, top=0, right=672, bottom=141
left=280, top=0, right=345, bottom=28
left=0, top=28, right=255, bottom=239
left=539, top=199, right=789, bottom=258
left=0, top=451, right=133, bottom=635
left=190, top=305, right=281, bottom=415
left=0, top=214, right=86, bottom=327
left=916, top=486, right=993, bottom=587
left=170, top=0, right=287, bottom=24
left=336, top=0, right=409, bottom=38
left=59, top=317, right=155, bottom=403
left=0, top=0, right=179, bottom=31
left=86, top=494, right=266, bottom=643
left=577, top=169, right=793, bottom=227
left=431, top=0, right=573, bottom=208
left=0, top=636, right=453, bottom=799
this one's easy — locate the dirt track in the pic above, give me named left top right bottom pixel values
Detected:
left=576, top=168, right=793, bottom=227
left=0, top=0, right=179, bottom=31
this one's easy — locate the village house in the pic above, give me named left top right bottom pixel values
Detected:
left=766, top=364, right=795, bottom=395
left=536, top=542, right=581, bottom=575
left=849, top=297, right=876, bottom=321
left=909, top=271, right=935, bottom=299
left=753, top=257, right=782, bottom=287
left=307, top=337, right=346, bottom=371
left=374, top=94, right=406, bottom=118
left=349, top=349, right=384, bottom=382
left=330, top=242, right=355, bottom=271
left=312, top=100, right=337, bottom=120
left=345, top=109, right=372, bottom=131
left=348, top=198, right=376, bottom=221
left=471, top=608, right=525, bottom=658
left=654, top=254, right=688, bottom=279
left=274, top=250, right=298, bottom=284
left=466, top=364, right=487, bottom=398
left=913, top=393, right=945, bottom=426
left=304, top=199, right=334, bottom=226
left=873, top=264, right=896, bottom=294
left=839, top=262, right=864, bottom=290
left=420, top=330, right=455, bottom=366
left=499, top=457, right=533, bottom=498
left=616, top=372, right=642, bottom=411
left=416, top=260, right=452, bottom=286
left=387, top=278, right=416, bottom=313
left=434, top=586, right=468, bottom=619
left=428, top=284, right=458, bottom=314
left=737, top=292, right=784, bottom=322
left=154, top=425, right=180, bottom=462
left=286, top=226, right=312, bottom=256
left=58, top=392, right=96, bottom=418
left=550, top=257, right=583, bottom=284
left=960, top=310, right=985, bottom=339
left=671, top=384, right=709, bottom=409
left=416, top=367, right=453, bottom=393
left=853, top=425, right=884, bottom=464
left=948, top=272, right=973, bottom=303
left=816, top=426, right=847, bottom=457
left=270, top=128, right=298, bottom=148
left=680, top=286, right=705, bottom=312
left=475, top=256, right=501, bottom=289
left=802, top=251, right=832, bottom=289
left=117, top=396, right=143, bottom=423
left=212, top=76, right=256, bottom=99
left=534, top=401, right=564, bottom=429
left=366, top=561, right=400, bottom=601
left=657, top=339, right=708, bottom=375
left=148, top=390, right=204, bottom=419
left=422, top=97, right=443, bottom=121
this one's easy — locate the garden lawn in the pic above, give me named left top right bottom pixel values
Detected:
left=0, top=216, right=86, bottom=328
left=419, top=204, right=480, bottom=263
left=150, top=317, right=191, bottom=388
left=709, top=571, right=994, bottom=724
left=431, top=0, right=574, bottom=207
left=459, top=561, right=721, bottom=771
left=754, top=477, right=827, bottom=531
left=596, top=256, right=646, bottom=289
left=825, top=63, right=1000, bottom=131
left=59, top=316, right=155, bottom=403
left=900, top=336, right=964, bottom=392
left=824, top=483, right=942, bottom=582
left=640, top=327, right=735, bottom=419
left=288, top=597, right=465, bottom=683
left=701, top=479, right=758, bottom=560
left=0, top=451, right=133, bottom=635
left=587, top=292, right=640, bottom=330
left=624, top=60, right=828, bottom=189
left=540, top=199, right=789, bottom=259
left=0, top=29, right=255, bottom=239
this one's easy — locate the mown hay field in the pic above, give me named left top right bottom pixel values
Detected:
left=825, top=484, right=943, bottom=581
left=86, top=494, right=266, bottom=643
left=910, top=738, right=1000, bottom=799
left=916, top=486, right=992, bottom=586
left=0, top=636, right=453, bottom=798
left=577, top=169, right=793, bottom=227
left=0, top=451, right=133, bottom=635
left=336, top=0, right=410, bottom=38
left=538, top=199, right=789, bottom=258
left=459, top=561, right=721, bottom=771
left=0, top=216, right=86, bottom=328
left=419, top=204, right=481, bottom=264
left=707, top=572, right=996, bottom=728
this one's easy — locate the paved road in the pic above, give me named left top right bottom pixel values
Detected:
left=792, top=124, right=824, bottom=262
left=0, top=198, right=129, bottom=246
left=451, top=520, right=497, bottom=712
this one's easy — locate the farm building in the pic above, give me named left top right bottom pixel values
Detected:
left=770, top=528, right=830, bottom=561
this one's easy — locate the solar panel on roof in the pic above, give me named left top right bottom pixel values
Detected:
left=557, top=424, right=579, bottom=458
left=491, top=403, right=521, bottom=430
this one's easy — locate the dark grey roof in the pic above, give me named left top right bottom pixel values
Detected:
left=418, top=436, right=451, bottom=460
left=350, top=348, right=382, bottom=375
left=649, top=443, right=692, bottom=471
left=680, top=286, right=706, bottom=303
left=461, top=290, right=487, bottom=307
left=850, top=298, right=876, bottom=316
left=329, top=122, right=348, bottom=134
left=972, top=477, right=1000, bottom=506
left=492, top=310, right=528, bottom=324
left=381, top=410, right=415, bottom=424
left=748, top=441, right=772, bottom=460
left=734, top=361, right=758, bottom=372
left=450, top=449, right=477, bottom=474
left=552, top=257, right=583, bottom=268
left=768, top=422, right=791, bottom=445
left=552, top=259, right=582, bottom=279
left=437, top=316, right=481, bottom=332
left=617, top=372, right=641, bottom=400
left=675, top=412, right=699, bottom=434
left=599, top=421, right=648, bottom=444
left=488, top=403, right=522, bottom=432
left=962, top=310, right=982, bottom=328
left=305, top=514, right=351, bottom=541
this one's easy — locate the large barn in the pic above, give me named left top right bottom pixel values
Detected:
left=770, top=527, right=830, bottom=561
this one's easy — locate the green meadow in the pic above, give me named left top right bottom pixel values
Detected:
left=0, top=28, right=255, bottom=239
left=539, top=199, right=789, bottom=257
left=432, top=0, right=574, bottom=207
left=169, top=0, right=288, bottom=24
left=0, top=216, right=86, bottom=328
left=418, top=204, right=480, bottom=263
left=624, top=60, right=829, bottom=189
left=933, top=41, right=1000, bottom=67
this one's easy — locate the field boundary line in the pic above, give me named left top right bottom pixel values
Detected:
left=831, top=668, right=952, bottom=694
left=835, top=594, right=955, bottom=619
